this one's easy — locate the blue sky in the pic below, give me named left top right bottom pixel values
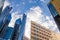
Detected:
left=6, top=0, right=50, bottom=14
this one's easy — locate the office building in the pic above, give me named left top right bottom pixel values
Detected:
left=48, top=0, right=60, bottom=31
left=0, top=0, right=5, bottom=14
left=51, top=31, right=60, bottom=40
left=0, top=13, right=12, bottom=38
left=0, top=6, right=3, bottom=15
left=18, top=14, right=27, bottom=40
left=0, top=5, right=13, bottom=40
left=11, top=18, right=21, bottom=40
left=50, top=0, right=60, bottom=15
left=2, top=18, right=21, bottom=40
left=0, top=6, right=12, bottom=32
left=30, top=21, right=52, bottom=40
left=23, top=21, right=60, bottom=40
left=1, top=6, right=12, bottom=17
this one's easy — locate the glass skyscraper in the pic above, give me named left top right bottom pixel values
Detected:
left=3, top=18, right=21, bottom=40
left=0, top=0, right=5, bottom=15
left=48, top=0, right=60, bottom=31
left=0, top=5, right=12, bottom=40
left=48, top=3, right=58, bottom=17
left=11, top=18, right=21, bottom=40
left=18, top=14, right=27, bottom=40
left=0, top=6, right=12, bottom=32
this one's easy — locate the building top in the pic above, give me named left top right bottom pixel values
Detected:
left=48, top=0, right=60, bottom=15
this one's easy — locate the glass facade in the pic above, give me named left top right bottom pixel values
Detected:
left=3, top=27, right=13, bottom=39
left=0, top=6, right=3, bottom=15
left=2, top=18, right=21, bottom=40
left=0, top=6, right=12, bottom=32
left=18, top=14, right=27, bottom=40
left=48, top=3, right=60, bottom=31
left=0, top=13, right=11, bottom=37
left=48, top=3, right=58, bottom=17
left=11, top=18, right=21, bottom=40
left=0, top=5, right=13, bottom=40
left=1, top=6, right=12, bottom=17
left=0, top=0, right=5, bottom=15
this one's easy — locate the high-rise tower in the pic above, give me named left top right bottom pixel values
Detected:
left=0, top=0, right=5, bottom=15
left=48, top=0, right=60, bottom=31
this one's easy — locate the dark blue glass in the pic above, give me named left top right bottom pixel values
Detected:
left=0, top=14, right=11, bottom=38
left=0, top=6, right=3, bottom=15
left=18, top=14, right=27, bottom=40
left=2, top=18, right=21, bottom=40
left=48, top=3, right=58, bottom=17
left=0, top=0, right=5, bottom=15
left=0, top=6, right=12, bottom=32
left=3, top=27, right=13, bottom=39
left=11, top=18, right=21, bottom=40
left=0, top=6, right=12, bottom=17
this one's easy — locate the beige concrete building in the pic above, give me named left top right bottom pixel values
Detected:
left=31, top=21, right=52, bottom=40
left=51, top=31, right=60, bottom=40
left=23, top=21, right=60, bottom=40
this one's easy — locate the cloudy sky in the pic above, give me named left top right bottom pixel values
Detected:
left=4, top=0, right=50, bottom=14
left=3, top=0, right=60, bottom=34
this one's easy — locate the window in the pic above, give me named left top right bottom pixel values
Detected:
left=34, top=36, right=36, bottom=40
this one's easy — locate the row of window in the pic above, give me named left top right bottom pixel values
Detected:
left=31, top=31, right=51, bottom=40
left=31, top=27, right=51, bottom=38
left=31, top=34, right=49, bottom=40
left=31, top=27, right=52, bottom=40
left=31, top=22, right=53, bottom=40
left=31, top=24, right=51, bottom=35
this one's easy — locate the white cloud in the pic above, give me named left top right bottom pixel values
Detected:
left=40, top=0, right=45, bottom=2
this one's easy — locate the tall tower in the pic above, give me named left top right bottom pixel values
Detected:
left=0, top=0, right=5, bottom=15
left=11, top=18, right=21, bottom=40
left=47, top=0, right=60, bottom=31
left=0, top=6, right=12, bottom=39
left=0, top=6, right=12, bottom=32
left=50, top=0, right=60, bottom=15
left=18, top=14, right=27, bottom=40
